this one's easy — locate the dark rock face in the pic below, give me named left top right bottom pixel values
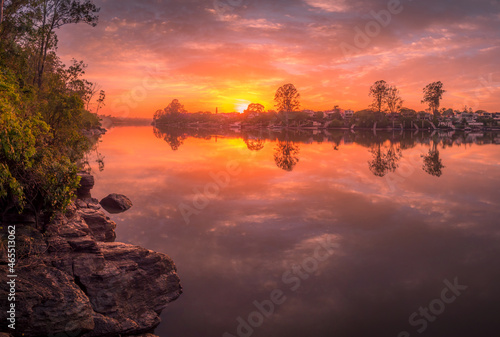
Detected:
left=0, top=266, right=95, bottom=336
left=100, top=193, right=133, bottom=213
left=0, top=175, right=181, bottom=337
left=77, top=173, right=95, bottom=199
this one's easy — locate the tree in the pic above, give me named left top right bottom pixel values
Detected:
left=245, top=103, right=265, bottom=114
left=153, top=99, right=187, bottom=124
left=274, top=83, right=300, bottom=127
left=1, top=0, right=4, bottom=24
left=385, top=85, right=403, bottom=114
left=422, top=81, right=445, bottom=115
left=32, top=0, right=100, bottom=87
left=369, top=80, right=389, bottom=113
left=164, top=99, right=186, bottom=115
left=0, top=69, right=81, bottom=227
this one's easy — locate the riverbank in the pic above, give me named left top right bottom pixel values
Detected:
left=0, top=174, right=182, bottom=337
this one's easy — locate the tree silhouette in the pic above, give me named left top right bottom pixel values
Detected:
left=32, top=0, right=100, bottom=87
left=385, top=85, right=403, bottom=113
left=274, top=141, right=300, bottom=171
left=274, top=83, right=300, bottom=127
left=245, top=103, right=265, bottom=114
left=422, top=81, right=445, bottom=115
left=369, top=80, right=389, bottom=113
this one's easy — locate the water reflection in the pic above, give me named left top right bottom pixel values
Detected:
left=89, top=126, right=500, bottom=337
left=422, top=141, right=445, bottom=177
left=153, top=126, right=500, bottom=177
left=274, top=140, right=300, bottom=171
left=368, top=143, right=402, bottom=177
left=244, top=138, right=265, bottom=151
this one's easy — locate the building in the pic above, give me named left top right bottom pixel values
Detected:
left=342, top=109, right=354, bottom=119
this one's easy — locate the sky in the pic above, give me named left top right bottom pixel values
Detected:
left=56, top=0, right=500, bottom=117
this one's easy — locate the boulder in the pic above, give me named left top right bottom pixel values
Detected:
left=100, top=193, right=133, bottom=213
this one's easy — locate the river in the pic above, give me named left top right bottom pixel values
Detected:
left=87, top=126, right=500, bottom=337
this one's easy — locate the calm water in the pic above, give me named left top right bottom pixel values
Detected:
left=88, top=126, right=500, bottom=337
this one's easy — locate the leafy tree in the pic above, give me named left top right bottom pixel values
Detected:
left=422, top=81, right=445, bottom=115
left=274, top=83, right=300, bottom=127
left=385, top=85, right=403, bottom=113
left=314, top=111, right=324, bottom=120
left=154, top=99, right=188, bottom=124
left=0, top=69, right=80, bottom=227
left=245, top=103, right=265, bottom=114
left=369, top=80, right=389, bottom=113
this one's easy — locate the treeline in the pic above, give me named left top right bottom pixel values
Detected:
left=0, top=0, right=102, bottom=226
left=153, top=82, right=498, bottom=129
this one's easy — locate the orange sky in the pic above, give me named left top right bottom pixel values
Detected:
left=56, top=0, right=500, bottom=117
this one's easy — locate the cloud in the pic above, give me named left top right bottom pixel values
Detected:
left=56, top=0, right=500, bottom=115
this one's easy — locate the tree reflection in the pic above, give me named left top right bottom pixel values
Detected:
left=368, top=143, right=402, bottom=177
left=274, top=141, right=300, bottom=171
left=422, top=142, right=444, bottom=177
left=153, top=127, right=186, bottom=151
left=245, top=138, right=265, bottom=151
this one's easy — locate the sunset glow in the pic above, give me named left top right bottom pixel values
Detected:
left=55, top=0, right=500, bottom=117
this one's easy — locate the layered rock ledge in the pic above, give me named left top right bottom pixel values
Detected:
left=0, top=190, right=181, bottom=336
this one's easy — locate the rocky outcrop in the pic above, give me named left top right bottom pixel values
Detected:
left=77, top=172, right=95, bottom=199
left=99, top=193, right=133, bottom=214
left=0, top=178, right=181, bottom=337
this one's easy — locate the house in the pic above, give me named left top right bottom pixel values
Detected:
left=342, top=109, right=354, bottom=119
left=460, top=113, right=476, bottom=123
left=303, top=109, right=316, bottom=117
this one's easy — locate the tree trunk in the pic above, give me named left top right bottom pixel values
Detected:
left=0, top=0, right=4, bottom=24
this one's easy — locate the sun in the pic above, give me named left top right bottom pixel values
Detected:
left=235, top=100, right=251, bottom=114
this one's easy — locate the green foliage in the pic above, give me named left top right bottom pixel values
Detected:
left=0, top=69, right=80, bottom=217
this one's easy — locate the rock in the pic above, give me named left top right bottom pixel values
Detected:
left=0, top=333, right=14, bottom=337
left=0, top=265, right=95, bottom=336
left=78, top=242, right=182, bottom=337
left=100, top=193, right=133, bottom=213
left=78, top=208, right=117, bottom=242
left=77, top=173, right=95, bottom=199
left=0, top=202, right=181, bottom=337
